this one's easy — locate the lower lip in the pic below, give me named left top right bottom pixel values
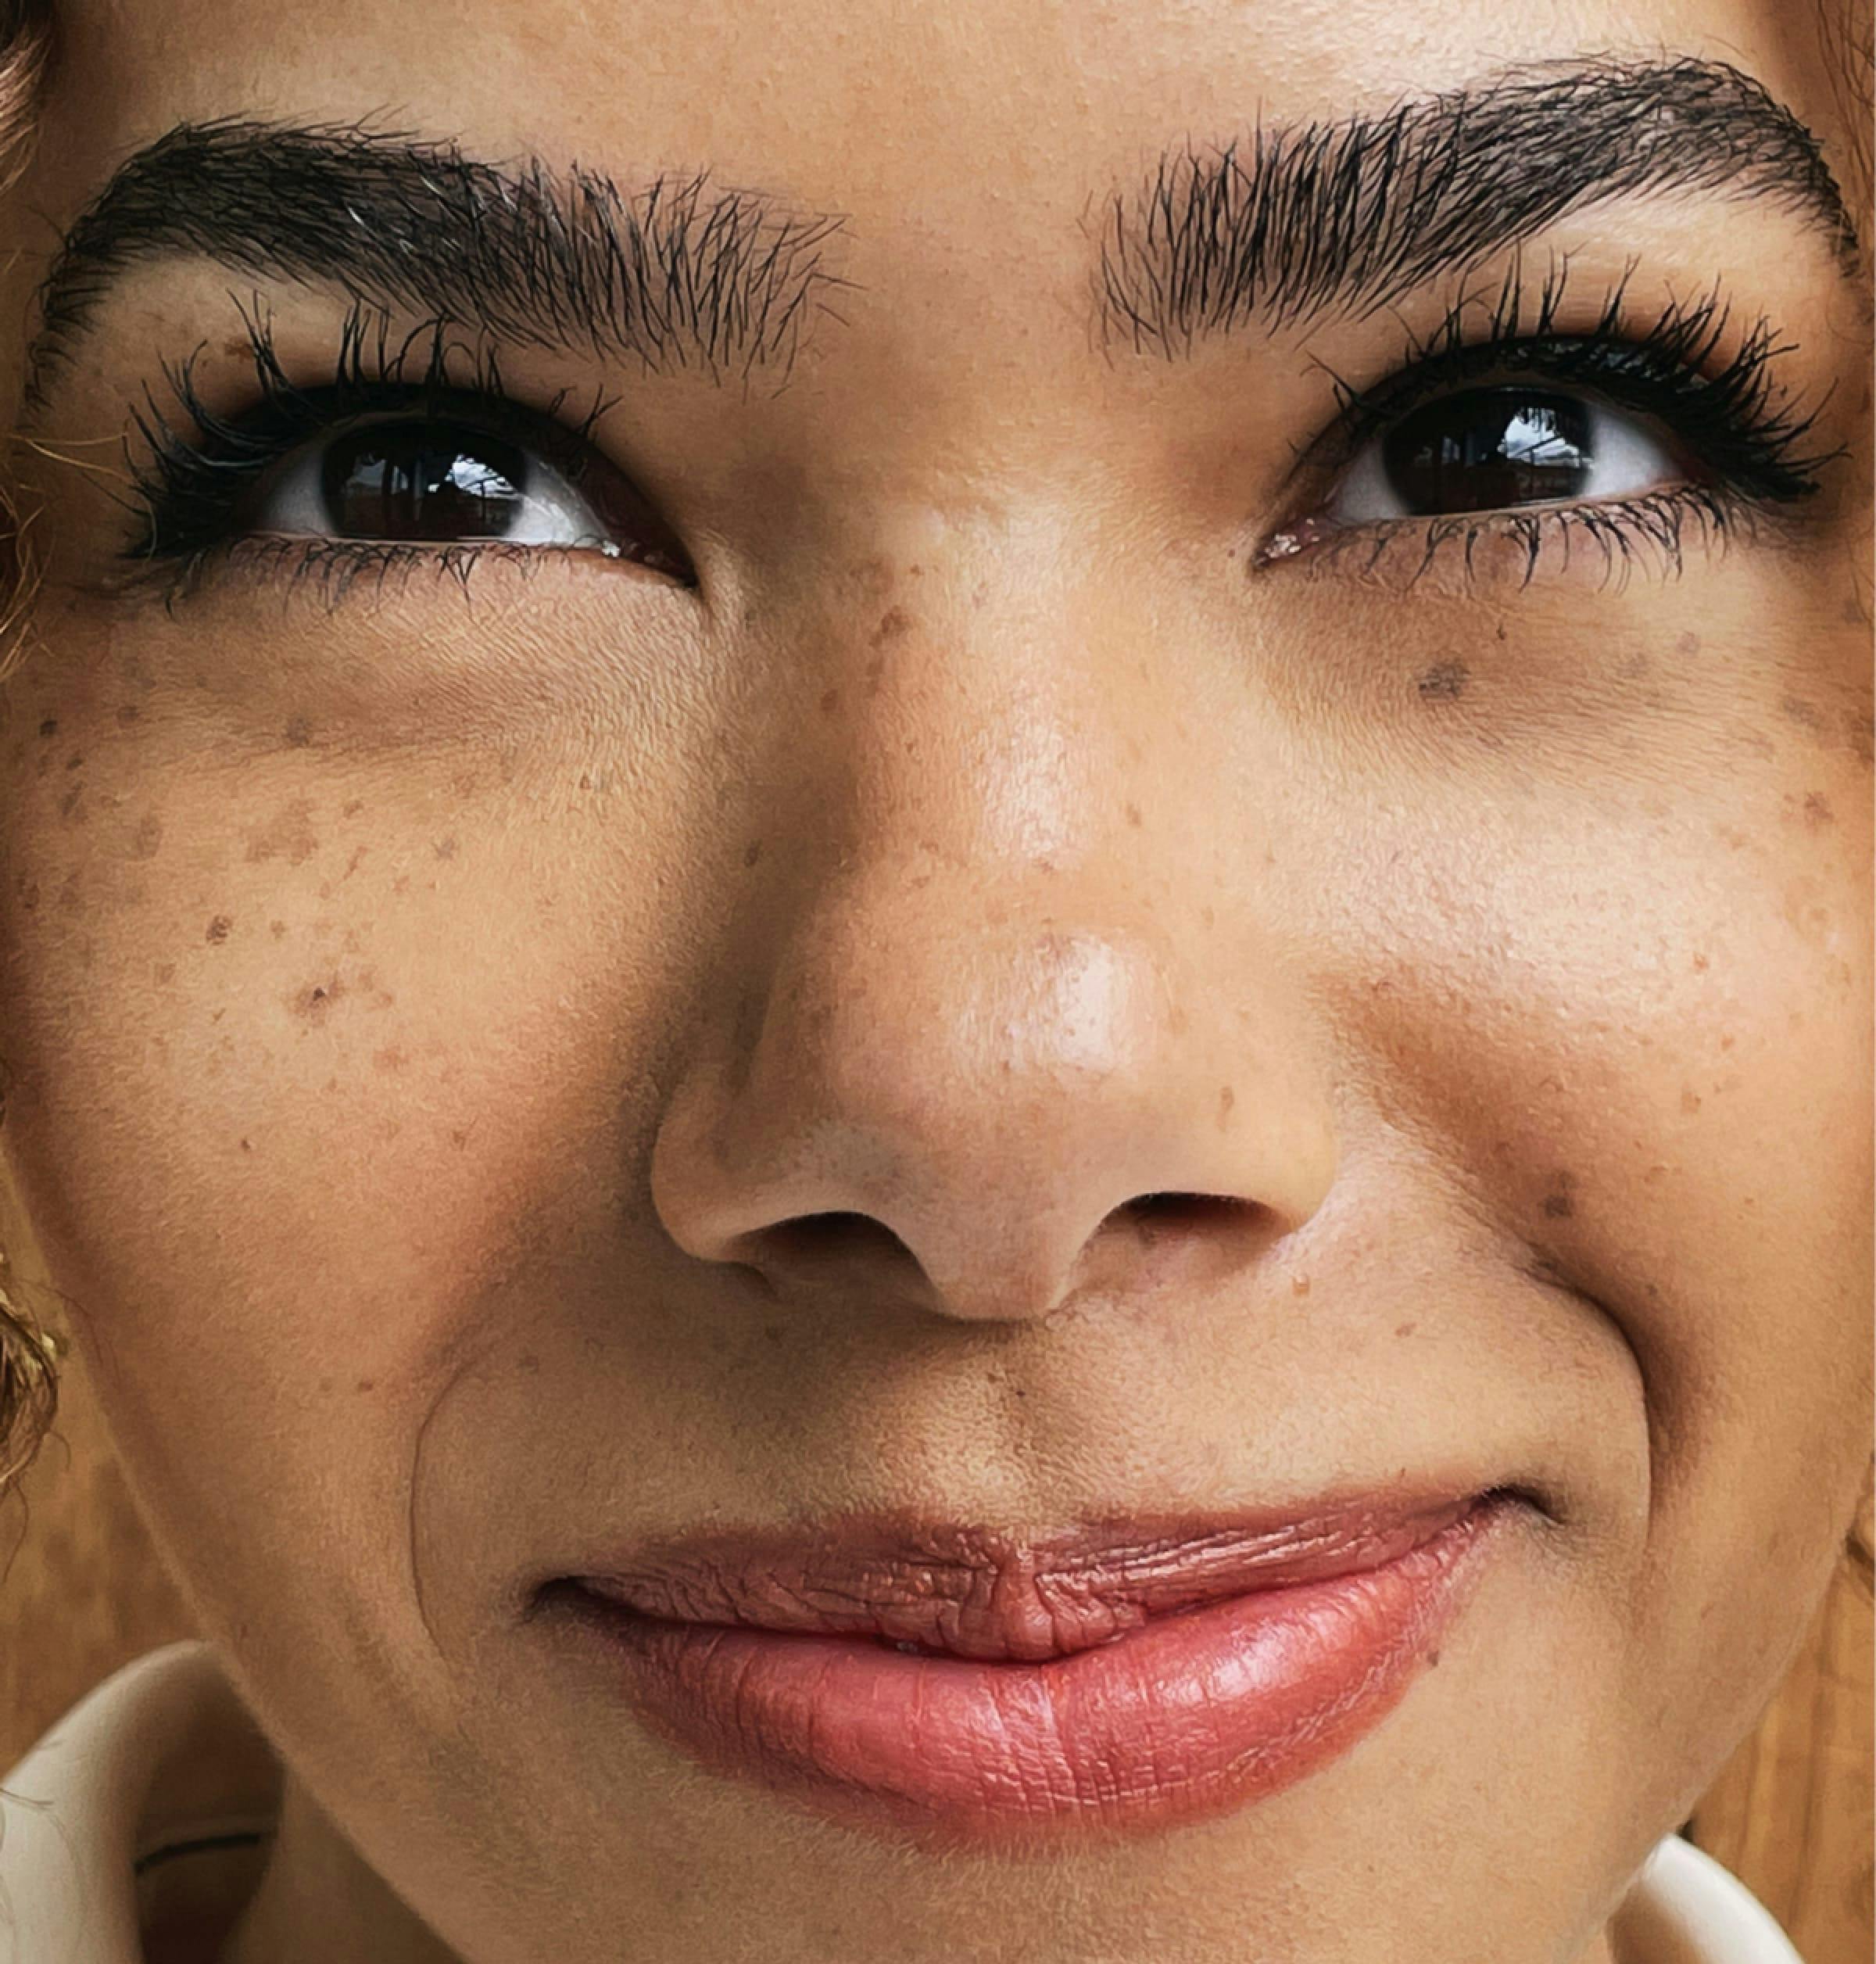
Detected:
left=558, top=1496, right=1513, bottom=1850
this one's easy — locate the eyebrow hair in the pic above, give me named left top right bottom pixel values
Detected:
left=1098, top=54, right=1864, bottom=357
left=23, top=118, right=853, bottom=408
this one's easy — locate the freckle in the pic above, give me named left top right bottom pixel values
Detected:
left=450, top=1127, right=469, bottom=1149
left=63, top=752, right=81, bottom=771
left=128, top=812, right=163, bottom=858
left=1676, top=631, right=1700, bottom=657
left=578, top=772, right=593, bottom=790
left=743, top=839, right=764, bottom=868
left=1394, top=1322, right=1416, bottom=1337
left=373, top=1045, right=406, bottom=1072
left=518, top=1353, right=540, bottom=1374
left=1201, top=905, right=1215, bottom=929
left=1803, top=792, right=1834, bottom=828
left=317, top=1374, right=333, bottom=1395
left=1780, top=693, right=1821, bottom=730
left=392, top=875, right=410, bottom=894
left=206, top=914, right=232, bottom=943
left=270, top=920, right=286, bottom=938
left=239, top=1137, right=252, bottom=1151
left=283, top=715, right=313, bottom=747
left=1124, top=802, right=1144, bottom=828
left=1494, top=622, right=1507, bottom=642
left=1291, top=1274, right=1311, bottom=1297
left=245, top=798, right=319, bottom=866
left=1427, top=1648, right=1440, bottom=1667
left=116, top=703, right=139, bottom=726
left=1417, top=659, right=1467, bottom=700
left=342, top=797, right=364, bottom=816
left=154, top=960, right=174, bottom=984
left=820, top=687, right=840, bottom=714
left=1720, top=1034, right=1735, bottom=1050
left=1692, top=951, right=1709, bottom=970
left=354, top=1378, right=375, bottom=1393
left=36, top=718, right=54, bottom=737
left=1216, top=1084, right=1235, bottom=1131
left=434, top=835, right=457, bottom=859
left=869, top=607, right=911, bottom=647
left=292, top=977, right=344, bottom=1020
left=1681, top=1088, right=1702, bottom=1113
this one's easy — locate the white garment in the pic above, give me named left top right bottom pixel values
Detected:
left=0, top=1639, right=1810, bottom=1964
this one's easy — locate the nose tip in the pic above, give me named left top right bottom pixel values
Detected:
left=650, top=886, right=1338, bottom=1327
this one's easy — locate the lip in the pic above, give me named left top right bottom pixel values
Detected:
left=541, top=1487, right=1523, bottom=1849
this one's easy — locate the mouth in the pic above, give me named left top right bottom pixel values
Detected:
left=535, top=1485, right=1531, bottom=1848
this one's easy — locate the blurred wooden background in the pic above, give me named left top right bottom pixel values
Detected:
left=4, top=1314, right=1871, bottom=1964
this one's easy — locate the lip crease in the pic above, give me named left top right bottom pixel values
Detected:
left=566, top=1488, right=1498, bottom=1661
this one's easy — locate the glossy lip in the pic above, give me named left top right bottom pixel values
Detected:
left=542, top=1488, right=1524, bottom=1850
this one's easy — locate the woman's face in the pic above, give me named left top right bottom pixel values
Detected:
left=2, top=2, right=1869, bottom=1961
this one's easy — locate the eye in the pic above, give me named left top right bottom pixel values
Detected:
left=234, top=408, right=696, bottom=580
left=1326, top=385, right=1684, bottom=523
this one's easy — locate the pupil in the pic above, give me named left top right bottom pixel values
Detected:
left=322, top=421, right=529, bottom=540
left=1381, top=388, right=1593, bottom=516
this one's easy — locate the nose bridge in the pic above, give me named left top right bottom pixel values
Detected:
left=650, top=520, right=1340, bottom=1322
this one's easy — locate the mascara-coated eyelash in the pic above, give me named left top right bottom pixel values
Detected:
left=1255, top=255, right=1844, bottom=588
left=116, top=300, right=697, bottom=600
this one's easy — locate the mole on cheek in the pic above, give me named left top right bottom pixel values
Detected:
left=1542, top=1171, right=1577, bottom=1220
left=1417, top=660, right=1468, bottom=701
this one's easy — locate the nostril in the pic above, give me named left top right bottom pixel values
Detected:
left=1123, top=1192, right=1251, bottom=1227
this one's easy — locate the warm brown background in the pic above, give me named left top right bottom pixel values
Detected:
left=4, top=1312, right=1871, bottom=1964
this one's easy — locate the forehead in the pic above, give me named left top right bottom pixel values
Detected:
left=31, top=0, right=1848, bottom=256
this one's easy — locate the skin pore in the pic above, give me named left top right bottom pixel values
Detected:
left=0, top=1, right=1868, bottom=1961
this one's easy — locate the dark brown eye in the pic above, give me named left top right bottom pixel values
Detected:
left=1327, top=385, right=1680, bottom=526
left=240, top=409, right=696, bottom=582
left=321, top=422, right=529, bottom=540
left=1382, top=389, right=1592, bottom=514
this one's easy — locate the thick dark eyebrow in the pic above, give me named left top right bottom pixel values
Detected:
left=23, top=118, right=853, bottom=409
left=1098, top=54, right=1865, bottom=357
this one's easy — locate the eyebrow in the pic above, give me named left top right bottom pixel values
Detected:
left=22, top=51, right=1862, bottom=407
left=1097, top=53, right=1864, bottom=357
left=23, top=118, right=853, bottom=408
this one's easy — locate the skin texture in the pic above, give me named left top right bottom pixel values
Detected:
left=0, top=2, right=1869, bottom=1962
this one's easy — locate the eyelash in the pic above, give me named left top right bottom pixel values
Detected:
left=115, top=260, right=1839, bottom=607
left=1257, top=255, right=1841, bottom=589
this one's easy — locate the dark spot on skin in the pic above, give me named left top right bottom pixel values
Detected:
left=373, top=1046, right=406, bottom=1073
left=1494, top=622, right=1506, bottom=643
left=16, top=880, right=35, bottom=910
left=1417, top=660, right=1468, bottom=700
left=434, top=836, right=457, bottom=860
left=864, top=656, right=886, bottom=695
left=518, top=1353, right=540, bottom=1374
left=1201, top=905, right=1215, bottom=930
left=292, top=977, right=345, bottom=1020
left=270, top=920, right=287, bottom=939
left=1216, top=1084, right=1234, bottom=1131
left=1427, top=1649, right=1441, bottom=1667
left=1126, top=803, right=1143, bottom=827
left=240, top=1138, right=252, bottom=1151
left=1681, top=1088, right=1702, bottom=1113
left=1692, top=952, right=1710, bottom=972
left=1844, top=597, right=1867, bottom=625
left=870, top=607, right=911, bottom=647
left=63, top=751, right=83, bottom=769
left=743, top=840, right=764, bottom=868
left=244, top=799, right=319, bottom=866
left=1676, top=631, right=1700, bottom=657
left=1543, top=1192, right=1573, bottom=1218
left=392, top=875, right=410, bottom=894
left=59, top=784, right=85, bottom=823
left=450, top=1127, right=469, bottom=1149
left=342, top=797, right=364, bottom=817
left=763, top=1324, right=786, bottom=1346
left=1803, top=792, right=1835, bottom=829
left=1394, top=1323, right=1416, bottom=1338
left=116, top=704, right=139, bottom=726
left=1291, top=1275, right=1311, bottom=1297
left=1780, top=693, right=1822, bottom=730
left=283, top=716, right=313, bottom=747
left=131, top=812, right=163, bottom=858
left=578, top=773, right=593, bottom=790
left=155, top=961, right=175, bottom=984
left=206, top=915, right=232, bottom=943
left=820, top=688, right=841, bottom=714
left=36, top=718, right=54, bottom=737
left=355, top=1378, right=376, bottom=1393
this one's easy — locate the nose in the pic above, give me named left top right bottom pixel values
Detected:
left=649, top=544, right=1340, bottom=1328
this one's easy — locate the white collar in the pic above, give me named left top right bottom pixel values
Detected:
left=0, top=1640, right=1807, bottom=1964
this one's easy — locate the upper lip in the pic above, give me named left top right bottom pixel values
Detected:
left=565, top=1487, right=1511, bottom=1661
